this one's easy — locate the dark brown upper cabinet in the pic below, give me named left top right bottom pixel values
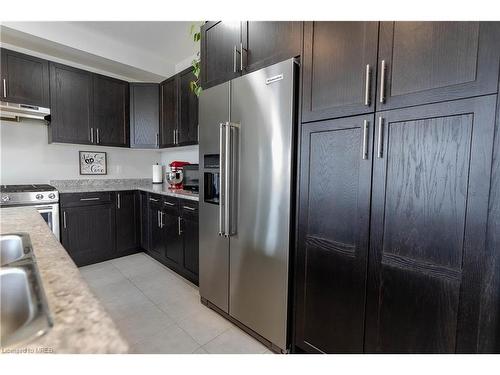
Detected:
left=130, top=83, right=160, bottom=148
left=295, top=114, right=374, bottom=353
left=49, top=62, right=93, bottom=144
left=302, top=22, right=379, bottom=123
left=178, top=67, right=199, bottom=146
left=376, top=22, right=500, bottom=111
left=201, top=21, right=242, bottom=89
left=160, top=75, right=178, bottom=147
left=365, top=95, right=497, bottom=353
left=93, top=74, right=129, bottom=147
left=159, top=67, right=199, bottom=148
left=241, top=21, right=303, bottom=74
left=0, top=48, right=50, bottom=108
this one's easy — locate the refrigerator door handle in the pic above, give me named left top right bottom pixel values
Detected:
left=219, top=123, right=226, bottom=236
left=224, top=122, right=231, bottom=237
left=226, top=122, right=239, bottom=237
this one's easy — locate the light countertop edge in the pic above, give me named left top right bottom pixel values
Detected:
left=54, top=184, right=199, bottom=202
left=0, top=207, right=129, bottom=354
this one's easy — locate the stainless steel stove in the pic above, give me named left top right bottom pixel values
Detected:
left=1, top=184, right=60, bottom=240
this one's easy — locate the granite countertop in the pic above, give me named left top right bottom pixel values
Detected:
left=0, top=207, right=129, bottom=354
left=51, top=179, right=199, bottom=202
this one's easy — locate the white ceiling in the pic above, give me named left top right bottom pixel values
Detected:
left=0, top=21, right=202, bottom=82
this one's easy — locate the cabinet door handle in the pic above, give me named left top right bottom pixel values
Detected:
left=2, top=78, right=6, bottom=97
left=156, top=133, right=159, bottom=147
left=364, top=64, right=371, bottom=106
left=63, top=211, right=67, bottom=229
left=90, top=128, right=94, bottom=143
left=377, top=117, right=384, bottom=158
left=164, top=201, right=175, bottom=206
left=157, top=210, right=160, bottom=228
left=117, top=193, right=121, bottom=209
left=80, top=197, right=100, bottom=201
left=178, top=216, right=182, bottom=236
left=160, top=211, right=164, bottom=228
left=233, top=45, right=237, bottom=73
left=379, top=60, right=386, bottom=104
left=183, top=206, right=196, bottom=211
left=96, top=128, right=100, bottom=144
left=172, top=129, right=176, bottom=144
left=362, top=120, right=369, bottom=160
left=150, top=197, right=159, bottom=202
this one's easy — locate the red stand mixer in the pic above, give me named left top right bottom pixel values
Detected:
left=166, top=161, right=190, bottom=189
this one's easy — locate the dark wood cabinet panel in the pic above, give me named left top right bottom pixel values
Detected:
left=377, top=22, right=500, bottom=110
left=164, top=211, right=183, bottom=265
left=182, top=216, right=199, bottom=280
left=181, top=201, right=199, bottom=284
left=478, top=92, right=500, bottom=353
left=365, top=96, right=497, bottom=353
left=48, top=62, right=93, bottom=144
left=149, top=200, right=165, bottom=257
left=139, top=191, right=150, bottom=251
left=130, top=83, right=159, bottom=148
left=200, top=21, right=241, bottom=89
left=115, top=191, right=139, bottom=255
left=241, top=21, right=303, bottom=73
left=0, top=48, right=50, bottom=107
left=178, top=68, right=199, bottom=146
left=295, top=114, right=374, bottom=353
left=160, top=76, right=177, bottom=147
left=61, top=203, right=115, bottom=267
left=93, top=74, right=129, bottom=147
left=302, top=22, right=379, bottom=123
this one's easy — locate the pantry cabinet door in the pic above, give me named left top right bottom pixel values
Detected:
left=365, top=96, right=497, bottom=353
left=295, top=114, right=374, bottom=353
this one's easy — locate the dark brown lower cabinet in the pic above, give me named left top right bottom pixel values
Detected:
left=61, top=203, right=115, bottom=267
left=164, top=210, right=183, bottom=265
left=295, top=114, right=374, bottom=353
left=139, top=191, right=150, bottom=251
left=115, top=191, right=139, bottom=255
left=149, top=198, right=165, bottom=257
left=294, top=95, right=498, bottom=353
left=181, top=201, right=199, bottom=283
left=145, top=194, right=199, bottom=285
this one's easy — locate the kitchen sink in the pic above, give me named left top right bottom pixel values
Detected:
left=0, top=233, right=32, bottom=266
left=0, top=234, right=52, bottom=348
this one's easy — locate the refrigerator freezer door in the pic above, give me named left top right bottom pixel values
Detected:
left=199, top=82, right=231, bottom=313
left=229, top=59, right=296, bottom=350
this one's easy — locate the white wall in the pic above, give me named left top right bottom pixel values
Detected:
left=160, top=145, right=199, bottom=166
left=0, top=119, right=161, bottom=184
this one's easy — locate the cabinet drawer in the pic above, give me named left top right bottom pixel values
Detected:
left=148, top=193, right=163, bottom=205
left=180, top=200, right=198, bottom=219
left=163, top=196, right=178, bottom=214
left=60, top=192, right=112, bottom=207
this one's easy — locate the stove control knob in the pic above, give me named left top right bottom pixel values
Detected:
left=36, top=194, right=44, bottom=200
left=48, top=193, right=56, bottom=199
left=1, top=195, right=10, bottom=202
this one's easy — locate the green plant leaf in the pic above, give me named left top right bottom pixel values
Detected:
left=194, top=85, right=202, bottom=97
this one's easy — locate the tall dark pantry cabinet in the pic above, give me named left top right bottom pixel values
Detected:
left=294, top=21, right=500, bottom=353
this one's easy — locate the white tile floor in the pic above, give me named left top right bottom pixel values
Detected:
left=80, top=253, right=272, bottom=354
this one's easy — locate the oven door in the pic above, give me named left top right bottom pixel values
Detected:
left=33, top=203, right=60, bottom=241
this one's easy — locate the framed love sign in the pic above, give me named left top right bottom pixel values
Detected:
left=79, top=151, right=107, bottom=175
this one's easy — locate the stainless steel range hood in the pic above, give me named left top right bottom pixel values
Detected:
left=0, top=101, right=50, bottom=122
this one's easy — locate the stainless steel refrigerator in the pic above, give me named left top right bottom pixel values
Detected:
left=199, top=59, right=297, bottom=353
